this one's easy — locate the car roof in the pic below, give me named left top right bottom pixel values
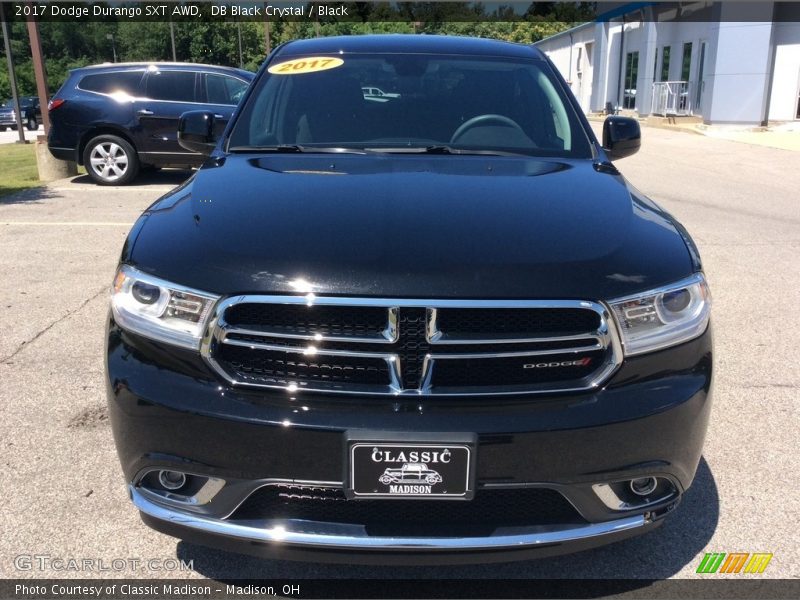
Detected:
left=277, top=34, right=545, bottom=60
left=72, top=62, right=254, bottom=79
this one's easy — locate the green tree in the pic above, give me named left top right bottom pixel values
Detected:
left=1, top=4, right=588, bottom=99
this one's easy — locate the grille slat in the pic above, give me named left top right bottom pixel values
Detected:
left=205, top=298, right=619, bottom=395
left=224, top=303, right=390, bottom=340
left=435, top=307, right=601, bottom=338
left=221, top=345, right=390, bottom=386
left=224, top=332, right=593, bottom=354
left=432, top=350, right=606, bottom=388
left=396, top=308, right=430, bottom=390
left=232, top=485, right=585, bottom=536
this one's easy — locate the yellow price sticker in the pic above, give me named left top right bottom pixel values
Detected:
left=268, top=57, right=344, bottom=75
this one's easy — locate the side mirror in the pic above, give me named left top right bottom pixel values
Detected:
left=178, top=111, right=217, bottom=155
left=602, top=116, right=641, bottom=161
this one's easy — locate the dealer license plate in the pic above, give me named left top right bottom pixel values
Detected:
left=348, top=442, right=474, bottom=500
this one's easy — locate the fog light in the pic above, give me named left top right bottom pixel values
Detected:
left=630, top=476, right=657, bottom=496
left=158, top=470, right=186, bottom=491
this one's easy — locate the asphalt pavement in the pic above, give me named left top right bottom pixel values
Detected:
left=0, top=127, right=798, bottom=581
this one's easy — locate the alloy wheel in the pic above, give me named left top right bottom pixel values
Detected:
left=89, top=142, right=129, bottom=182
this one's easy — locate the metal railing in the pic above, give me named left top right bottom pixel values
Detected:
left=651, top=81, right=693, bottom=116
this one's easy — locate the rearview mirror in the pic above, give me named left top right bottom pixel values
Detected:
left=178, top=111, right=217, bottom=155
left=602, top=116, right=641, bottom=161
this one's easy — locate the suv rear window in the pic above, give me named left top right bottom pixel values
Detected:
left=79, top=71, right=143, bottom=95
left=145, top=71, right=197, bottom=103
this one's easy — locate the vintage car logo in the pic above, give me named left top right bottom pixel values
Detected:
left=378, top=462, right=443, bottom=494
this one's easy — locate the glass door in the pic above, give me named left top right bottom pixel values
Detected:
left=679, top=43, right=692, bottom=112
left=695, top=41, right=706, bottom=113
left=623, top=51, right=639, bottom=109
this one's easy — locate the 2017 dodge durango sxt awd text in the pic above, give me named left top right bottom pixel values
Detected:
left=106, top=35, right=713, bottom=564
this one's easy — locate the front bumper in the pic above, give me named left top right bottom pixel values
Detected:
left=132, top=486, right=662, bottom=564
left=106, top=319, right=712, bottom=563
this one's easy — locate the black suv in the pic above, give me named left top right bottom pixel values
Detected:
left=0, top=96, right=41, bottom=131
left=47, top=63, right=253, bottom=185
left=106, top=35, right=713, bottom=564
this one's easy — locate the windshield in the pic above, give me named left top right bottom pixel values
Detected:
left=229, top=52, right=592, bottom=158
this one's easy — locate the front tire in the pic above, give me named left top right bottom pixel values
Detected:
left=27, top=117, right=37, bottom=131
left=83, top=135, right=139, bottom=185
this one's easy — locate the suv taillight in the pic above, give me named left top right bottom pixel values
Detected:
left=48, top=98, right=65, bottom=111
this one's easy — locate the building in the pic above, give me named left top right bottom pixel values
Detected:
left=535, top=1, right=800, bottom=125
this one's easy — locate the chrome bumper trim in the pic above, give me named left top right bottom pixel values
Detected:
left=132, top=486, right=649, bottom=551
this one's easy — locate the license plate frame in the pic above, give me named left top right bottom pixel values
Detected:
left=344, top=432, right=477, bottom=500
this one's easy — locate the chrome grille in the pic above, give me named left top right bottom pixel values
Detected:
left=202, top=297, right=622, bottom=396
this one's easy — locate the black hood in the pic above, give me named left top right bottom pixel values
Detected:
left=128, top=154, right=693, bottom=300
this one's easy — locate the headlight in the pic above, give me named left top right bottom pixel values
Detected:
left=110, top=265, right=219, bottom=350
left=609, top=273, right=710, bottom=356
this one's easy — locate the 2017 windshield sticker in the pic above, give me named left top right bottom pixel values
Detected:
left=267, top=57, right=344, bottom=75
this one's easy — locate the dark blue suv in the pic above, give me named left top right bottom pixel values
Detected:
left=48, top=63, right=253, bottom=185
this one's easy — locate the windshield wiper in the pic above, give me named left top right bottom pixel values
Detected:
left=424, top=145, right=531, bottom=157
left=229, top=144, right=303, bottom=153
left=228, top=144, right=366, bottom=154
left=230, top=144, right=530, bottom=157
left=365, top=145, right=530, bottom=157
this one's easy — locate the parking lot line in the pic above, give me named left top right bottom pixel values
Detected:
left=1, top=221, right=132, bottom=226
left=48, top=186, right=177, bottom=193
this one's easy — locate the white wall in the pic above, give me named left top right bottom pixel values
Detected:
left=768, top=22, right=800, bottom=121
left=538, top=19, right=718, bottom=116
left=536, top=25, right=596, bottom=113
left=537, top=4, right=786, bottom=123
left=635, top=21, right=715, bottom=116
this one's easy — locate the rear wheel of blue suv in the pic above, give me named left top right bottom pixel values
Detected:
left=47, top=63, right=253, bottom=185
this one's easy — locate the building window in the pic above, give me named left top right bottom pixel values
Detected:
left=660, top=46, right=671, bottom=81
left=681, top=43, right=693, bottom=81
left=653, top=48, right=659, bottom=80
left=679, top=43, right=693, bottom=111
left=624, top=51, right=639, bottom=109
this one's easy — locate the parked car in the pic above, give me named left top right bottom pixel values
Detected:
left=47, top=62, right=253, bottom=185
left=0, top=96, right=41, bottom=131
left=106, top=35, right=713, bottom=564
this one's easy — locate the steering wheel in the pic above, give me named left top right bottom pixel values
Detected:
left=450, top=114, right=526, bottom=144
